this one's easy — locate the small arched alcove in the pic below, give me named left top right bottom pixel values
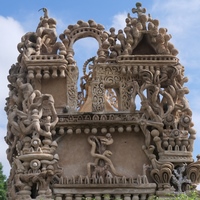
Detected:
left=132, top=35, right=157, bottom=55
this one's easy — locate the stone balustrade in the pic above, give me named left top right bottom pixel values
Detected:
left=116, top=55, right=179, bottom=63
left=53, top=184, right=156, bottom=200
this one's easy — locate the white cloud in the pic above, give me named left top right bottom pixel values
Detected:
left=152, top=0, right=200, bottom=25
left=0, top=16, right=25, bottom=110
left=188, top=91, right=200, bottom=138
left=73, top=37, right=99, bottom=59
left=0, top=127, right=10, bottom=177
left=150, top=0, right=200, bottom=57
left=149, top=1, right=200, bottom=138
left=110, top=12, right=127, bottom=32
left=0, top=16, right=25, bottom=177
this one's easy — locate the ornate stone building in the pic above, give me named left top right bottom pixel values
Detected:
left=5, top=3, right=200, bottom=200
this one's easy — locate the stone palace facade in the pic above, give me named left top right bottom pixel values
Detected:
left=5, top=2, right=200, bottom=200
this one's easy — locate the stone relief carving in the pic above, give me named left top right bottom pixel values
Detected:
left=87, top=133, right=121, bottom=183
left=5, top=57, right=60, bottom=199
left=5, top=2, right=200, bottom=200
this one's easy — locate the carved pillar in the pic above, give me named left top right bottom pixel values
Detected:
left=114, top=194, right=122, bottom=200
left=65, top=194, right=73, bottom=200
left=85, top=194, right=93, bottom=200
left=104, top=194, right=110, bottom=200
left=94, top=194, right=101, bottom=200
left=75, top=194, right=82, bottom=200
left=55, top=194, right=63, bottom=200
left=140, top=194, right=147, bottom=200
left=147, top=194, right=154, bottom=200
left=124, top=194, right=131, bottom=200
left=132, top=194, right=139, bottom=200
left=120, top=78, right=130, bottom=111
left=66, top=64, right=78, bottom=111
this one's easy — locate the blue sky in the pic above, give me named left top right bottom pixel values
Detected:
left=0, top=0, right=200, bottom=179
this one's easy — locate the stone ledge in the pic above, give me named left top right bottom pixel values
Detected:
left=53, top=183, right=156, bottom=194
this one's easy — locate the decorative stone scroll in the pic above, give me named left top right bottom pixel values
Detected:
left=5, top=2, right=200, bottom=200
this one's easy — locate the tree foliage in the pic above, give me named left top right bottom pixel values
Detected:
left=150, top=190, right=200, bottom=200
left=0, top=162, right=7, bottom=200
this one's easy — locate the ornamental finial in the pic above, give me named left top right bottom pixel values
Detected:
left=132, top=2, right=146, bottom=17
left=38, top=7, right=49, bottom=18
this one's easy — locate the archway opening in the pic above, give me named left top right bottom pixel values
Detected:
left=73, top=37, right=99, bottom=110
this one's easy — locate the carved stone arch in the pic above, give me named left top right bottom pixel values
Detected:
left=68, top=27, right=103, bottom=49
left=62, top=20, right=107, bottom=63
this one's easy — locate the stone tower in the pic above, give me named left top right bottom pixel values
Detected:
left=5, top=3, right=200, bottom=200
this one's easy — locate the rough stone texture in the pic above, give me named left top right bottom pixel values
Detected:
left=4, top=3, right=200, bottom=200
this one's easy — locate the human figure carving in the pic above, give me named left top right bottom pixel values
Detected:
left=17, top=32, right=37, bottom=60
left=16, top=78, right=40, bottom=112
left=87, top=134, right=121, bottom=180
left=176, top=87, right=192, bottom=116
left=36, top=8, right=58, bottom=54
left=19, top=96, right=58, bottom=139
left=5, top=105, right=22, bottom=163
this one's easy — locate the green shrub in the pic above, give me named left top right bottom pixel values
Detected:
left=150, top=190, right=200, bottom=200
left=0, top=163, right=7, bottom=200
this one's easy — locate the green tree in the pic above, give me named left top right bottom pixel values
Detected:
left=150, top=190, right=200, bottom=200
left=0, top=162, right=7, bottom=200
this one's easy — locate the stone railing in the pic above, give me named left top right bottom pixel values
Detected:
left=24, top=55, right=69, bottom=79
left=116, top=55, right=179, bottom=64
left=53, top=184, right=156, bottom=200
